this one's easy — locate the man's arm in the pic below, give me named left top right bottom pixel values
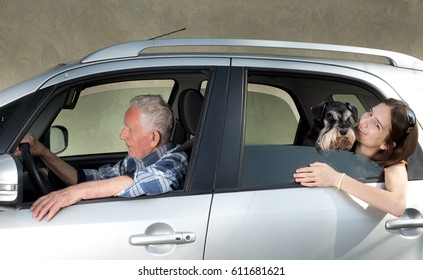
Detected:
left=38, top=148, right=78, bottom=185
left=117, top=151, right=188, bottom=197
left=31, top=175, right=134, bottom=222
left=16, top=134, right=78, bottom=185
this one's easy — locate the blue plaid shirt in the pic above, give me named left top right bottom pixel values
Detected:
left=82, top=143, right=188, bottom=198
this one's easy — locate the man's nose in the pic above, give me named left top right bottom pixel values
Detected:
left=120, top=128, right=127, bottom=139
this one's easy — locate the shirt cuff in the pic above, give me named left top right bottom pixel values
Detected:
left=76, top=168, right=87, bottom=183
left=123, top=171, right=135, bottom=179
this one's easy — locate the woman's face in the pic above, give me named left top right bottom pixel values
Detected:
left=355, top=102, right=392, bottom=152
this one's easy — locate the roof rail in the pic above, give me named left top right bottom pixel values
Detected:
left=81, top=38, right=423, bottom=70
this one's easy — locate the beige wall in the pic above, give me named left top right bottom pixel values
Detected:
left=1, top=0, right=423, bottom=90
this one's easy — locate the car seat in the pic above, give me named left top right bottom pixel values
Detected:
left=174, top=88, right=204, bottom=155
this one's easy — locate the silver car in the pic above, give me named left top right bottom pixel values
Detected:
left=0, top=39, right=422, bottom=259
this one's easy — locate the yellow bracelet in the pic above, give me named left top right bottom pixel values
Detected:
left=337, top=173, right=346, bottom=191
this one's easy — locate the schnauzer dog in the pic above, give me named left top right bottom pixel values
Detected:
left=303, top=101, right=358, bottom=152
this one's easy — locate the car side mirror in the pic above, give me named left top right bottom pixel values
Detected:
left=45, top=125, right=69, bottom=154
left=0, top=154, right=23, bottom=210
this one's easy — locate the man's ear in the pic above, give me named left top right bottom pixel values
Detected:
left=150, top=130, right=161, bottom=147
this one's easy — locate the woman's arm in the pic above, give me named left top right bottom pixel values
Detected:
left=293, top=162, right=407, bottom=217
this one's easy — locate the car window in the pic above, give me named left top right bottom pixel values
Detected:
left=200, top=81, right=208, bottom=95
left=245, top=84, right=299, bottom=145
left=332, top=94, right=366, bottom=119
left=51, top=80, right=174, bottom=156
left=241, top=73, right=384, bottom=187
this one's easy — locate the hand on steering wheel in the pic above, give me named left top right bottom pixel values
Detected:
left=20, top=143, right=54, bottom=195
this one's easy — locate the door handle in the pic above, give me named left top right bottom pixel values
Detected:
left=129, top=223, right=196, bottom=255
left=129, top=232, right=196, bottom=246
left=385, top=208, right=423, bottom=238
left=385, top=218, right=423, bottom=230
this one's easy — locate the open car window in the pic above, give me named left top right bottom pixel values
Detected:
left=241, top=72, right=385, bottom=188
left=51, top=80, right=174, bottom=156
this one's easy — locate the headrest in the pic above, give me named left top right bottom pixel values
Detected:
left=178, top=89, right=203, bottom=136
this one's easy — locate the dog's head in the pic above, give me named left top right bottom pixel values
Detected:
left=311, top=101, right=358, bottom=152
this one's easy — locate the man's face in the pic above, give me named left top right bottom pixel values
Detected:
left=120, top=107, right=156, bottom=159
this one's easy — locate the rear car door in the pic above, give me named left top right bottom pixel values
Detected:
left=205, top=60, right=423, bottom=259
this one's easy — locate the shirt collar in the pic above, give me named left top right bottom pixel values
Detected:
left=136, top=142, right=176, bottom=166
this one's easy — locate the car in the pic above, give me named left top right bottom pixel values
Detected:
left=0, top=38, right=422, bottom=260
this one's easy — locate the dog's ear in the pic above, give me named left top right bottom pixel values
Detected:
left=345, top=102, right=358, bottom=122
left=311, top=102, right=327, bottom=122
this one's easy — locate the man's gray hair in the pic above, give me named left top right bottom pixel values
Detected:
left=129, top=94, right=174, bottom=144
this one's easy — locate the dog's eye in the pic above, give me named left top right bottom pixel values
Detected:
left=326, top=113, right=334, bottom=120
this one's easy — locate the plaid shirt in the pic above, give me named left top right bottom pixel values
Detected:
left=82, top=143, right=188, bottom=198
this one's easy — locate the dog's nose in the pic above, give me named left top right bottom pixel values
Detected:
left=339, top=129, right=348, bottom=136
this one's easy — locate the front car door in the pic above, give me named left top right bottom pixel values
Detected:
left=0, top=58, right=230, bottom=259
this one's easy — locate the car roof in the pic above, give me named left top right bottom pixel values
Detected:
left=81, top=38, right=423, bottom=70
left=1, top=38, right=423, bottom=107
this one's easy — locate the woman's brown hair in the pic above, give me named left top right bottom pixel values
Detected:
left=371, top=98, right=419, bottom=168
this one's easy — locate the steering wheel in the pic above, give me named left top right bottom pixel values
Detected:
left=20, top=143, right=53, bottom=195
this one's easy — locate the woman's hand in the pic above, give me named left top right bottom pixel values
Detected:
left=293, top=162, right=341, bottom=188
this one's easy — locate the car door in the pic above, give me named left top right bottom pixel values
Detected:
left=0, top=195, right=213, bottom=259
left=204, top=62, right=423, bottom=259
left=0, top=60, right=230, bottom=260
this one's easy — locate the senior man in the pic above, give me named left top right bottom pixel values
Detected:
left=16, top=95, right=188, bottom=221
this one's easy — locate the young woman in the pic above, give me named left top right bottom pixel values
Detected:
left=293, top=98, right=419, bottom=217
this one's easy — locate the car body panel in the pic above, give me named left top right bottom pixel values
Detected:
left=0, top=194, right=212, bottom=259
left=205, top=183, right=423, bottom=260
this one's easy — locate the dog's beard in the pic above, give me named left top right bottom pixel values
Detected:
left=316, top=127, right=356, bottom=152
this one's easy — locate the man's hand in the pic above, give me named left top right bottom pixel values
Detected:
left=15, top=134, right=48, bottom=157
left=30, top=185, right=84, bottom=222
left=30, top=176, right=134, bottom=221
